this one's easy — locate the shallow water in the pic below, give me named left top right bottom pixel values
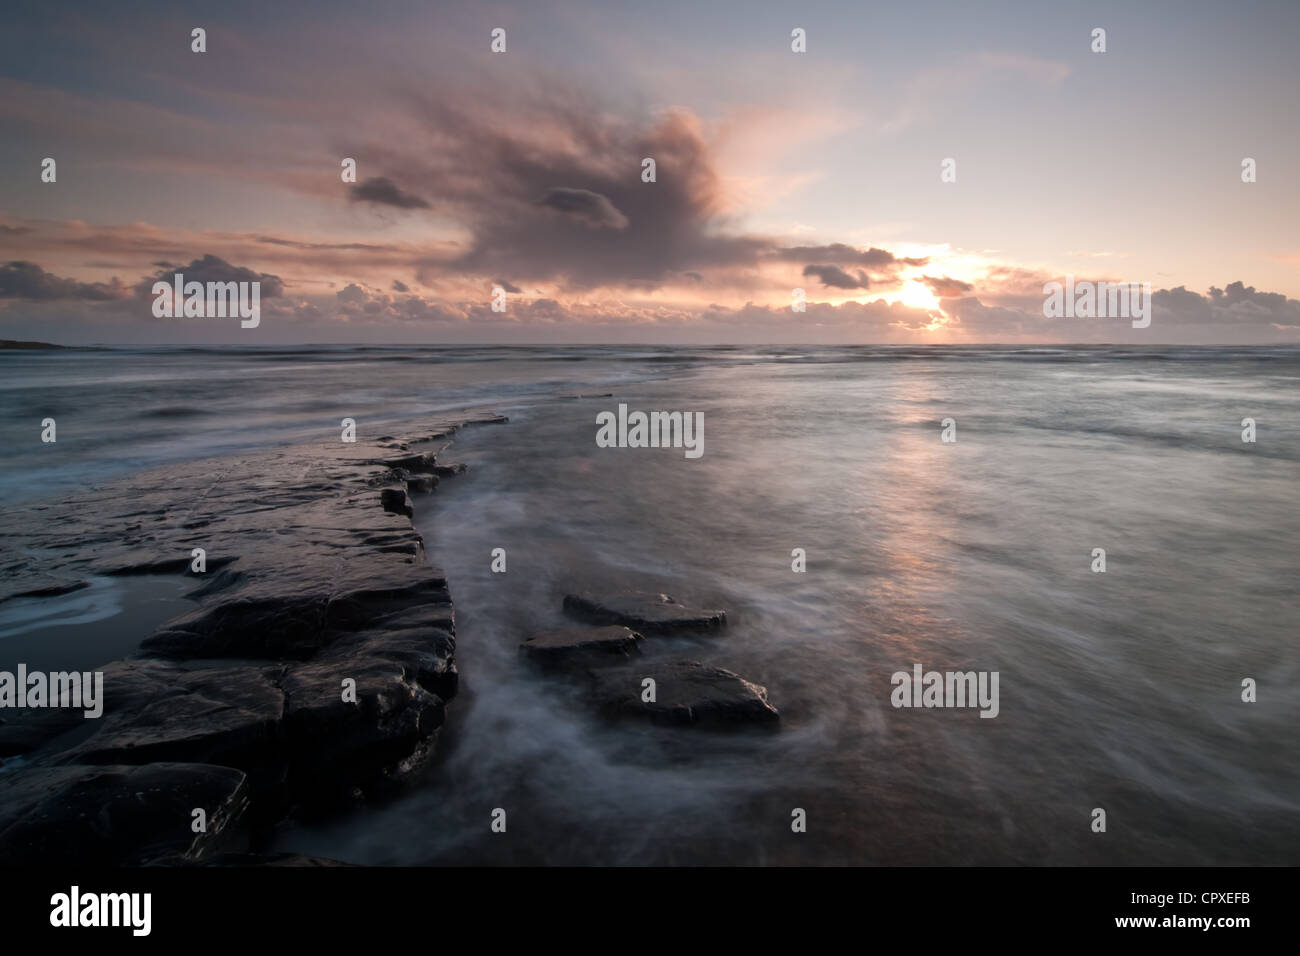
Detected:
left=0, top=575, right=194, bottom=669
left=274, top=346, right=1300, bottom=865
left=3, top=345, right=1297, bottom=863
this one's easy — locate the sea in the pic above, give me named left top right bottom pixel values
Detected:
left=2, top=344, right=1297, bottom=864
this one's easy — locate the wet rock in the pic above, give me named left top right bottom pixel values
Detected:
left=0, top=762, right=249, bottom=866
left=57, top=660, right=285, bottom=771
left=380, top=487, right=413, bottom=517
left=141, top=553, right=449, bottom=660
left=368, top=602, right=456, bottom=637
left=197, top=851, right=354, bottom=867
left=280, top=649, right=447, bottom=809
left=433, top=462, right=467, bottom=477
left=563, top=591, right=726, bottom=633
left=406, top=475, right=437, bottom=493
left=0, top=574, right=89, bottom=602
left=323, top=625, right=458, bottom=701
left=0, top=411, right=505, bottom=857
left=377, top=451, right=436, bottom=473
left=521, top=626, right=643, bottom=665
left=592, top=661, right=778, bottom=726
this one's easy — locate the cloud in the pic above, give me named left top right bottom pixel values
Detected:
left=803, top=264, right=870, bottom=289
left=0, top=261, right=128, bottom=301
left=135, top=255, right=285, bottom=300
left=391, top=279, right=409, bottom=292
left=538, top=188, right=629, bottom=230
left=934, top=278, right=1300, bottom=342
left=370, top=97, right=774, bottom=289
left=778, top=244, right=927, bottom=268
left=350, top=176, right=431, bottom=210
left=493, top=278, right=522, bottom=293
left=921, top=274, right=974, bottom=297
left=1158, top=282, right=1300, bottom=329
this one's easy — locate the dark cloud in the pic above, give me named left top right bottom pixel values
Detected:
left=351, top=176, right=431, bottom=210
left=391, top=279, right=409, bottom=292
left=538, top=188, right=629, bottom=230
left=803, top=264, right=870, bottom=289
left=922, top=274, right=974, bottom=297
left=0, top=261, right=127, bottom=301
left=493, top=278, right=522, bottom=293
left=376, top=97, right=770, bottom=289
left=135, top=255, right=285, bottom=299
left=324, top=94, right=932, bottom=294
left=776, top=244, right=928, bottom=268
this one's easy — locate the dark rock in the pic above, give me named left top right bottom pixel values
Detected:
left=57, top=660, right=285, bottom=771
left=368, top=602, right=456, bottom=637
left=0, top=762, right=249, bottom=866
left=433, top=462, right=467, bottom=477
left=521, top=626, right=643, bottom=665
left=563, top=591, right=726, bottom=633
left=143, top=553, right=449, bottom=660
left=380, top=487, right=413, bottom=517
left=323, top=625, right=458, bottom=701
left=406, top=475, right=437, bottom=493
left=0, top=411, right=505, bottom=859
left=280, top=648, right=447, bottom=809
left=196, top=851, right=354, bottom=867
left=592, top=660, right=779, bottom=726
left=377, top=451, right=436, bottom=473
left=0, top=575, right=90, bottom=602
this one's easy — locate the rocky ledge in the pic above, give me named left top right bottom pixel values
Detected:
left=522, top=594, right=779, bottom=728
left=562, top=590, right=726, bottom=633
left=0, top=413, right=505, bottom=865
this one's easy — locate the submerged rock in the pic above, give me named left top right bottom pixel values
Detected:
left=521, top=626, right=643, bottom=665
left=563, top=591, right=726, bottom=633
left=592, top=660, right=779, bottom=726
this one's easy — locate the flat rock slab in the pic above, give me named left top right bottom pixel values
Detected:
left=0, top=410, right=506, bottom=861
left=0, top=762, right=249, bottom=866
left=59, top=660, right=285, bottom=771
left=563, top=591, right=726, bottom=633
left=521, top=626, right=643, bottom=664
left=592, top=660, right=778, bottom=726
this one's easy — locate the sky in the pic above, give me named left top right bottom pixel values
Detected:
left=1, top=0, right=1298, bottom=344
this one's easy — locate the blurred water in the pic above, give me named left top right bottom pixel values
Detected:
left=276, top=346, right=1300, bottom=865
left=2, top=345, right=1298, bottom=863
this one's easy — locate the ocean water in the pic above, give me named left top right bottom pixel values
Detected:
left=3, top=345, right=1298, bottom=864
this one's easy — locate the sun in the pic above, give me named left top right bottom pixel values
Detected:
left=898, top=281, right=941, bottom=312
